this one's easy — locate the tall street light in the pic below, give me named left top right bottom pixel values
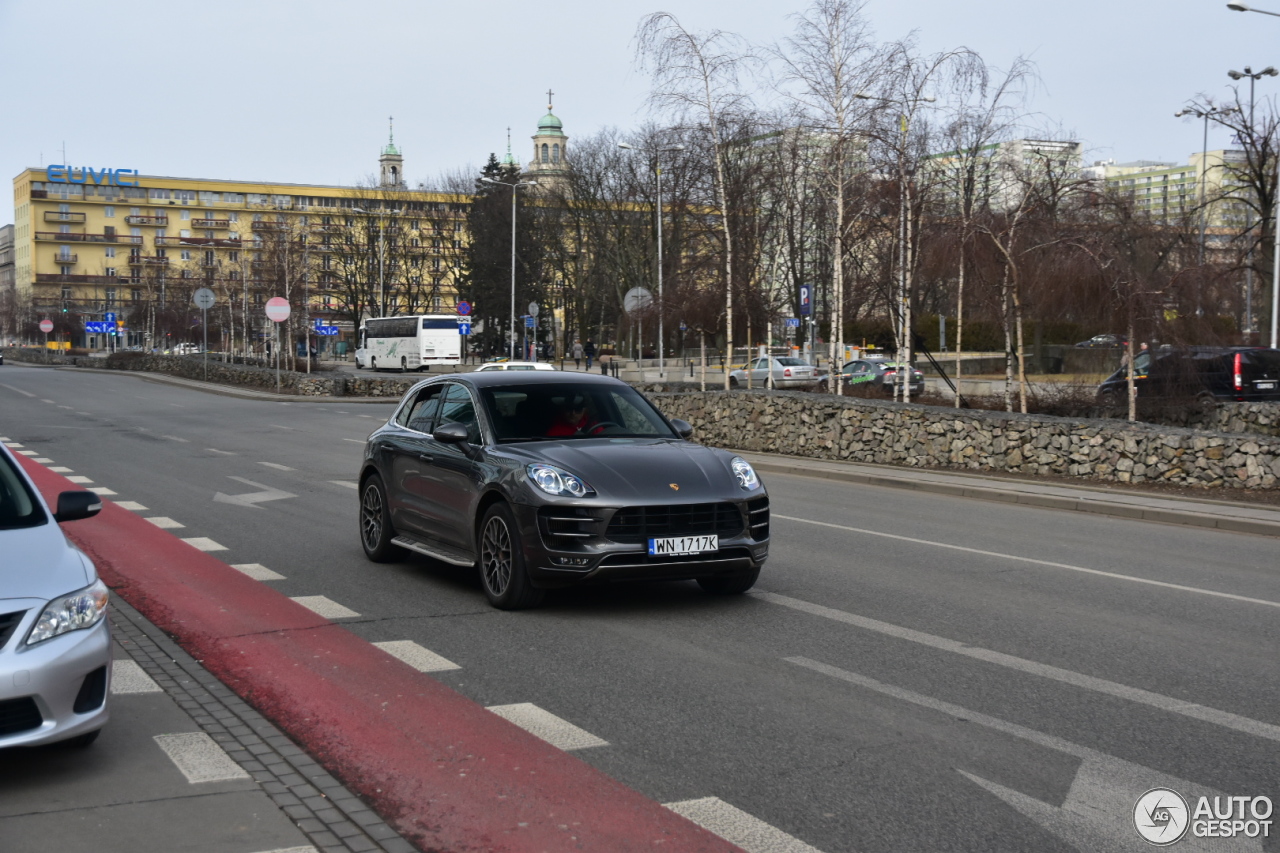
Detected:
left=1175, top=105, right=1238, bottom=272
left=620, top=141, right=685, bottom=379
left=1228, top=2, right=1280, bottom=345
left=1228, top=65, right=1277, bottom=334
left=352, top=206, right=402, bottom=317
left=480, top=177, right=537, bottom=360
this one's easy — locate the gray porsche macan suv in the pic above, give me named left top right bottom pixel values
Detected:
left=359, top=372, right=770, bottom=609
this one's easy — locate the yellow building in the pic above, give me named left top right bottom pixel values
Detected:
left=9, top=133, right=470, bottom=351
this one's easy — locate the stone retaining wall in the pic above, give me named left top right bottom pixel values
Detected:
left=651, top=389, right=1280, bottom=490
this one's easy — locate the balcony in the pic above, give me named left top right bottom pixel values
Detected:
left=35, top=273, right=129, bottom=285
left=155, top=235, right=242, bottom=247
left=52, top=253, right=79, bottom=264
left=125, top=215, right=168, bottom=226
left=128, top=256, right=169, bottom=266
left=44, top=211, right=86, bottom=223
left=251, top=220, right=289, bottom=231
left=192, top=218, right=230, bottom=229
left=35, top=231, right=143, bottom=245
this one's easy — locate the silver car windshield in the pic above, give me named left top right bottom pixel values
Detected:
left=480, top=383, right=678, bottom=442
left=0, top=453, right=47, bottom=530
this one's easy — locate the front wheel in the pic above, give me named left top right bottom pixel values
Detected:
left=697, top=566, right=760, bottom=595
left=478, top=503, right=544, bottom=610
left=400, top=357, right=408, bottom=373
left=360, top=474, right=404, bottom=562
left=729, top=377, right=739, bottom=389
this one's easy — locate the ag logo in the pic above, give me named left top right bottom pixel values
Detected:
left=1134, top=788, right=1190, bottom=846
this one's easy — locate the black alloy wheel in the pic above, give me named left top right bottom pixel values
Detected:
left=478, top=503, right=544, bottom=610
left=360, top=474, right=403, bottom=562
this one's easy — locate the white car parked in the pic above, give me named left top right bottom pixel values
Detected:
left=474, top=361, right=557, bottom=372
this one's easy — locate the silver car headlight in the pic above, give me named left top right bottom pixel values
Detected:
left=26, top=579, right=109, bottom=646
left=731, top=456, right=761, bottom=490
left=527, top=463, right=595, bottom=498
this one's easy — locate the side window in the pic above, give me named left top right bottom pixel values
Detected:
left=396, top=384, right=445, bottom=433
left=438, top=384, right=481, bottom=444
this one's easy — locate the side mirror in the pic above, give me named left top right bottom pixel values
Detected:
left=55, top=490, right=102, bottom=523
left=669, top=418, right=694, bottom=440
left=433, top=422, right=471, bottom=444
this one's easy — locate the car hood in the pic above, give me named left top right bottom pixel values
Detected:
left=0, top=523, right=94, bottom=601
left=500, top=439, right=750, bottom=502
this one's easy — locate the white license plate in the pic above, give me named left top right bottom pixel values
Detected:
left=649, top=535, right=718, bottom=556
left=1257, top=381, right=1276, bottom=390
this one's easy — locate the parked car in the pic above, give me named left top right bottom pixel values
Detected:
left=728, top=356, right=819, bottom=389
left=358, top=372, right=770, bottom=609
left=818, top=357, right=925, bottom=396
left=474, top=361, right=557, bottom=372
left=1096, top=346, right=1280, bottom=408
left=1074, top=334, right=1128, bottom=349
left=0, top=444, right=111, bottom=749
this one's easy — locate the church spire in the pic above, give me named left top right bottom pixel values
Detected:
left=379, top=116, right=405, bottom=188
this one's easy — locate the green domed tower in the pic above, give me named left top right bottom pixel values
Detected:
left=526, top=91, right=570, bottom=191
left=379, top=116, right=405, bottom=189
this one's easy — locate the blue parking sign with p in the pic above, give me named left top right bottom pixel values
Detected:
left=799, top=285, right=812, bottom=316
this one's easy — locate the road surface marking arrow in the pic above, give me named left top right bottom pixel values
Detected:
left=214, top=476, right=296, bottom=509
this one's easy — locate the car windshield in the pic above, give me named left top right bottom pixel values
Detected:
left=480, top=383, right=678, bottom=442
left=0, top=453, right=47, bottom=530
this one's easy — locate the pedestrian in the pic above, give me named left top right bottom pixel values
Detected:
left=572, top=339, right=584, bottom=369
left=583, top=339, right=596, bottom=370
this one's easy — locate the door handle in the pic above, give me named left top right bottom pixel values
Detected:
left=418, top=453, right=434, bottom=464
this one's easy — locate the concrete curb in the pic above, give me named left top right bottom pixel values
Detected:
left=744, top=456, right=1280, bottom=539
left=51, top=365, right=400, bottom=404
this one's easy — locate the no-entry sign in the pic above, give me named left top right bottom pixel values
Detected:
left=39, top=319, right=54, bottom=333
left=265, top=297, right=291, bottom=323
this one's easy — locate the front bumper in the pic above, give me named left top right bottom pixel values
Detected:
left=513, top=495, right=770, bottom=588
left=0, top=606, right=111, bottom=748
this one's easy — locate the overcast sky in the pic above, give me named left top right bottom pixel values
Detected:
left=1, top=0, right=1272, bottom=223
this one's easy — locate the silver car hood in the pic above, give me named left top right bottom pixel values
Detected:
left=0, top=523, right=94, bottom=602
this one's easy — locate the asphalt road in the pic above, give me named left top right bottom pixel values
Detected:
left=3, top=363, right=1279, bottom=853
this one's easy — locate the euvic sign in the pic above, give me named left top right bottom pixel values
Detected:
left=46, top=165, right=139, bottom=187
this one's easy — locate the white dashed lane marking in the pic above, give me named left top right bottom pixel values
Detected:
left=16, top=449, right=37, bottom=456
left=66, top=475, right=93, bottom=484
left=162, top=435, right=190, bottom=442
left=41, top=398, right=55, bottom=404
left=0, top=384, right=37, bottom=396
left=329, top=481, right=359, bottom=489
left=291, top=596, right=359, bottom=619
left=111, top=660, right=162, bottom=694
left=115, top=501, right=148, bottom=511
left=258, top=461, right=294, bottom=471
left=374, top=641, right=460, bottom=673
left=664, top=797, right=824, bottom=853
left=342, top=438, right=363, bottom=443
left=3, top=442, right=23, bottom=447
left=269, top=424, right=293, bottom=430
left=58, top=405, right=72, bottom=410
left=33, top=457, right=53, bottom=463
left=154, top=733, right=249, bottom=783
left=50, top=466, right=73, bottom=473
left=206, top=448, right=236, bottom=455
left=181, top=537, right=227, bottom=552
left=146, top=517, right=185, bottom=529
left=232, top=563, right=285, bottom=581
left=75, top=411, right=90, bottom=416
left=88, top=487, right=117, bottom=496
left=486, top=703, right=608, bottom=750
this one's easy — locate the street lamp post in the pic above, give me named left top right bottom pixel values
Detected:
left=480, top=177, right=537, bottom=360
left=620, top=142, right=685, bottom=379
left=1227, top=65, right=1277, bottom=334
left=352, top=207, right=402, bottom=317
left=1176, top=106, right=1238, bottom=271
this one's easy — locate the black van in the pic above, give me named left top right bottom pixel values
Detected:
left=1096, top=346, right=1280, bottom=407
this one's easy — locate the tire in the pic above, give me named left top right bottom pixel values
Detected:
left=359, top=474, right=404, bottom=562
left=400, top=357, right=408, bottom=373
left=370, top=357, right=377, bottom=372
left=729, top=377, right=739, bottom=389
left=1097, top=389, right=1120, bottom=416
left=478, top=503, right=544, bottom=610
left=697, top=565, right=761, bottom=595
left=62, top=729, right=101, bottom=748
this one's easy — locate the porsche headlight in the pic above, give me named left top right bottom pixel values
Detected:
left=26, top=578, right=109, bottom=646
left=731, top=456, right=761, bottom=490
left=527, top=463, right=594, bottom=498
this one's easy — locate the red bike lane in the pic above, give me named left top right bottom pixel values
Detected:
left=19, top=456, right=741, bottom=853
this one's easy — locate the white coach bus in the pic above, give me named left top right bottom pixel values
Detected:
left=355, top=315, right=463, bottom=371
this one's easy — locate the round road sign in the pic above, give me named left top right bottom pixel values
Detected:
left=527, top=301, right=540, bottom=317
left=623, top=287, right=653, bottom=313
left=457, top=301, right=472, bottom=316
left=39, top=319, right=54, bottom=333
left=193, top=287, right=216, bottom=310
left=265, top=297, right=291, bottom=323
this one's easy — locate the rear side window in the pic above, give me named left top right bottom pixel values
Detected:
left=1244, top=351, right=1280, bottom=377
left=0, top=454, right=47, bottom=529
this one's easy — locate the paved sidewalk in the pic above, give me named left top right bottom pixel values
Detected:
left=742, top=451, right=1280, bottom=538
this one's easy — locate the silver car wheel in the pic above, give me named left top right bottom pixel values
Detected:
left=361, top=483, right=384, bottom=550
left=481, top=515, right=513, bottom=596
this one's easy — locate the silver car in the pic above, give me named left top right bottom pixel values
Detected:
left=729, top=356, right=819, bottom=390
left=0, top=444, right=111, bottom=748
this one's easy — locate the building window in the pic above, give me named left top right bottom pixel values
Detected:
left=541, top=143, right=549, bottom=163
left=105, top=246, right=116, bottom=258
left=58, top=245, right=72, bottom=260
left=180, top=230, right=191, bottom=238
left=228, top=212, right=238, bottom=222
left=180, top=250, right=191, bottom=261
left=156, top=228, right=166, bottom=238
left=106, top=288, right=116, bottom=304
left=181, top=210, right=190, bottom=220
left=61, top=287, right=72, bottom=300
left=552, top=143, right=560, bottom=163
left=104, top=206, right=115, bottom=218
left=204, top=250, right=215, bottom=265
left=132, top=289, right=141, bottom=302
left=106, top=268, right=116, bottom=278
left=229, top=251, right=239, bottom=262
left=60, top=265, right=72, bottom=275
left=131, top=227, right=142, bottom=237
left=60, top=224, right=71, bottom=233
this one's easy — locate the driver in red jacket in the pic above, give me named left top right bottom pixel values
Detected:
left=546, top=397, right=597, bottom=436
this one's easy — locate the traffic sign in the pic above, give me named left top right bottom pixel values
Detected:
left=799, top=285, right=812, bottom=316
left=193, top=288, right=216, bottom=310
left=104, top=312, right=116, bottom=324
left=785, top=318, right=800, bottom=328
left=40, top=319, right=53, bottom=333
left=524, top=315, right=535, bottom=328
left=85, top=321, right=110, bottom=333
left=457, top=301, right=472, bottom=316
left=527, top=301, right=539, bottom=317
left=459, top=322, right=472, bottom=336
left=623, top=287, right=653, bottom=313
left=679, top=322, right=687, bottom=331
left=265, top=297, right=290, bottom=323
